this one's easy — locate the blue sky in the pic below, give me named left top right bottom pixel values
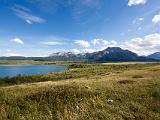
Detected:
left=0, top=0, right=160, bottom=56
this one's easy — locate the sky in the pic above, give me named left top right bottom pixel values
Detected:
left=0, top=0, right=160, bottom=57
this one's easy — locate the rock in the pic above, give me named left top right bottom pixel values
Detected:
left=106, top=99, right=113, bottom=104
left=76, top=105, right=79, bottom=110
left=85, top=86, right=90, bottom=89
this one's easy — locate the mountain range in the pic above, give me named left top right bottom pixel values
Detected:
left=0, top=47, right=159, bottom=62
left=49, top=47, right=157, bottom=62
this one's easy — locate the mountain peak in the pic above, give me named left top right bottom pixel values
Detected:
left=86, top=47, right=140, bottom=62
left=104, top=47, right=123, bottom=53
left=106, top=47, right=122, bottom=50
left=148, top=52, right=160, bottom=60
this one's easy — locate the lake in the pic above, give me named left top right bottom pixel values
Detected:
left=0, top=65, right=68, bottom=78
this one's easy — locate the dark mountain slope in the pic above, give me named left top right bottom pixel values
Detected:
left=85, top=47, right=147, bottom=62
left=147, top=52, right=160, bottom=60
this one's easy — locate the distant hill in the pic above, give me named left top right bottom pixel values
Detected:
left=0, top=47, right=158, bottom=62
left=0, top=56, right=26, bottom=60
left=147, top=52, right=160, bottom=60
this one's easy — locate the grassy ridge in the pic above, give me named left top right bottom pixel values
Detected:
left=0, top=63, right=160, bottom=120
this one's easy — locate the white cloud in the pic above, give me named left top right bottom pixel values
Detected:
left=11, top=5, right=45, bottom=24
left=110, top=40, right=117, bottom=46
left=139, top=18, right=144, bottom=21
left=42, top=41, right=64, bottom=45
left=40, top=36, right=68, bottom=46
left=91, top=38, right=117, bottom=50
left=128, top=0, right=146, bottom=6
left=71, top=49, right=80, bottom=54
left=6, top=49, right=11, bottom=52
left=10, top=38, right=24, bottom=44
left=138, top=27, right=142, bottom=30
left=152, top=14, right=160, bottom=24
left=26, top=19, right=33, bottom=24
left=83, top=48, right=96, bottom=53
left=7, top=53, right=22, bottom=56
left=14, top=4, right=31, bottom=12
left=132, top=17, right=144, bottom=24
left=74, top=40, right=90, bottom=48
left=121, top=33, right=160, bottom=55
left=91, top=38, right=109, bottom=46
left=4, top=49, right=22, bottom=56
left=139, top=17, right=144, bottom=21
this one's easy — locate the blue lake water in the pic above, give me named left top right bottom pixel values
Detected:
left=0, top=65, right=68, bottom=78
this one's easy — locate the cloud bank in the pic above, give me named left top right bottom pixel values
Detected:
left=121, top=33, right=160, bottom=55
left=73, top=33, right=160, bottom=55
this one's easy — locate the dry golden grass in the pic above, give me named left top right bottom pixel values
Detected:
left=0, top=63, right=160, bottom=120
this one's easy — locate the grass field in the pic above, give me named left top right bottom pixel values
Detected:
left=0, top=62, right=160, bottom=120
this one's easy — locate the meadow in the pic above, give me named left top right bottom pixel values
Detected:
left=0, top=62, right=160, bottom=120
